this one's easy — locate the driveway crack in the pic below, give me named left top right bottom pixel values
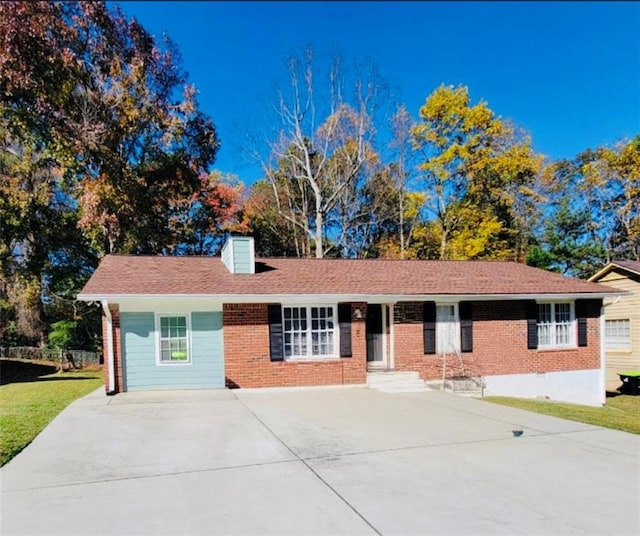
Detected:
left=232, top=392, right=383, bottom=536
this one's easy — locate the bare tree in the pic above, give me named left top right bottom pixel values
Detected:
left=258, top=48, right=384, bottom=258
left=388, top=104, right=419, bottom=258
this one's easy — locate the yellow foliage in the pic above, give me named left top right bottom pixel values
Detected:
left=447, top=210, right=504, bottom=260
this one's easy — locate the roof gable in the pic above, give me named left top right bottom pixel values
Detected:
left=588, top=260, right=640, bottom=282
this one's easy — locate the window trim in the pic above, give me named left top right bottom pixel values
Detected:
left=155, top=313, right=193, bottom=366
left=436, top=302, right=461, bottom=355
left=604, top=319, right=631, bottom=351
left=536, top=301, right=576, bottom=349
left=281, top=305, right=339, bottom=361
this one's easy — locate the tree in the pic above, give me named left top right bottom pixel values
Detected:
left=166, top=171, right=247, bottom=256
left=370, top=105, right=424, bottom=259
left=257, top=49, right=385, bottom=258
left=241, top=180, right=302, bottom=257
left=527, top=197, right=607, bottom=278
left=582, top=136, right=640, bottom=261
left=1, top=1, right=221, bottom=257
left=1, top=1, right=230, bottom=346
left=541, top=135, right=640, bottom=269
left=48, top=320, right=76, bottom=350
left=411, top=85, right=543, bottom=260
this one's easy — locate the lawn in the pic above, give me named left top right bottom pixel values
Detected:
left=0, top=359, right=104, bottom=466
left=483, top=393, right=640, bottom=435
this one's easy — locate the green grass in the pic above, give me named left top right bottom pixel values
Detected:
left=482, top=394, right=640, bottom=435
left=0, top=359, right=104, bottom=466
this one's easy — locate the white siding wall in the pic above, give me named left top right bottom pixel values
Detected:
left=484, top=369, right=603, bottom=406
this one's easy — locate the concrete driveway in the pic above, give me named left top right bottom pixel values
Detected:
left=1, top=387, right=638, bottom=536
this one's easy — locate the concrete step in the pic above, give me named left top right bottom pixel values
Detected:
left=367, top=371, right=426, bottom=393
left=424, top=380, right=445, bottom=391
left=374, top=386, right=429, bottom=394
left=424, top=377, right=485, bottom=397
left=367, top=372, right=421, bottom=384
left=452, top=391, right=483, bottom=398
left=449, top=376, right=485, bottom=391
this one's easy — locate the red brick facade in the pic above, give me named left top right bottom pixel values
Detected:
left=394, top=300, right=601, bottom=381
left=103, top=298, right=602, bottom=393
left=223, top=303, right=367, bottom=388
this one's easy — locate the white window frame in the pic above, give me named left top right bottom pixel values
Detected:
left=282, top=305, right=338, bottom=360
left=537, top=301, right=575, bottom=349
left=436, top=303, right=460, bottom=355
left=155, top=313, right=192, bottom=366
left=605, top=319, right=631, bottom=350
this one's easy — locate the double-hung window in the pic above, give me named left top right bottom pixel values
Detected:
left=436, top=304, right=460, bottom=354
left=537, top=303, right=574, bottom=348
left=283, top=306, right=336, bottom=359
left=158, top=315, right=190, bottom=364
left=605, top=319, right=631, bottom=350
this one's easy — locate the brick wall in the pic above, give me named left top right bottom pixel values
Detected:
left=103, top=298, right=601, bottom=392
left=223, top=302, right=367, bottom=388
left=101, top=304, right=123, bottom=394
left=393, top=300, right=602, bottom=381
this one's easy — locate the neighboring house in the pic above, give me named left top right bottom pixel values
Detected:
left=78, top=237, right=620, bottom=406
left=589, top=260, right=640, bottom=389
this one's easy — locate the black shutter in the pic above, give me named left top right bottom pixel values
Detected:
left=459, top=301, right=473, bottom=353
left=268, top=304, right=284, bottom=361
left=423, top=301, right=436, bottom=354
left=576, top=300, right=588, bottom=347
left=338, top=303, right=352, bottom=358
left=526, top=300, right=538, bottom=350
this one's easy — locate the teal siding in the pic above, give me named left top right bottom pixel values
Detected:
left=221, top=242, right=233, bottom=272
left=121, top=312, right=224, bottom=391
left=232, top=237, right=252, bottom=274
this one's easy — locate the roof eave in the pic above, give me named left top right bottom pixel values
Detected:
left=77, top=291, right=625, bottom=304
left=589, top=262, right=640, bottom=281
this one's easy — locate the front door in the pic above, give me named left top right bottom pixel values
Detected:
left=366, top=304, right=385, bottom=368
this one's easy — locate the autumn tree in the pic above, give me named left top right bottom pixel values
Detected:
left=256, top=49, right=386, bottom=258
left=410, top=85, right=543, bottom=260
left=242, top=180, right=302, bottom=257
left=531, top=135, right=640, bottom=276
left=576, top=137, right=640, bottom=261
left=0, top=2, right=234, bottom=345
left=167, top=171, right=246, bottom=256
left=370, top=105, right=425, bottom=259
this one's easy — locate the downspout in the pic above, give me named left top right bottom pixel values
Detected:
left=598, top=296, right=621, bottom=406
left=599, top=304, right=606, bottom=406
left=101, top=300, right=116, bottom=395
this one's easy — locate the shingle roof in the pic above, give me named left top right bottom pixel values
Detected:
left=588, top=260, right=640, bottom=281
left=78, top=255, right=618, bottom=299
left=612, top=260, right=640, bottom=275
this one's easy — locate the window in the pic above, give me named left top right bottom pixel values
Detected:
left=436, top=304, right=460, bottom=354
left=537, top=303, right=574, bottom=348
left=158, top=315, right=190, bottom=364
left=605, top=319, right=630, bottom=350
left=283, top=306, right=336, bottom=359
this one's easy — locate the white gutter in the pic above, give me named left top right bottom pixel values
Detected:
left=597, top=294, right=624, bottom=405
left=101, top=300, right=116, bottom=395
left=79, top=291, right=627, bottom=304
left=599, top=303, right=606, bottom=406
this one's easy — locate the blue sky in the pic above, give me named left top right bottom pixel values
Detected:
left=114, top=1, right=640, bottom=185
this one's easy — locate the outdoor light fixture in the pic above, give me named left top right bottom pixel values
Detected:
left=353, top=308, right=362, bottom=319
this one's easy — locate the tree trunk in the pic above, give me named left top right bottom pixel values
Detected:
left=399, top=194, right=405, bottom=259
left=440, top=227, right=448, bottom=260
left=315, top=208, right=323, bottom=258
